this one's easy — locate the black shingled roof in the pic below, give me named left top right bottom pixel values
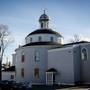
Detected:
left=22, top=41, right=89, bottom=48
left=63, top=41, right=89, bottom=46
left=46, top=68, right=57, bottom=72
left=22, top=42, right=61, bottom=47
left=2, top=66, right=15, bottom=72
left=39, top=13, right=49, bottom=21
left=48, top=41, right=90, bottom=50
left=26, top=28, right=61, bottom=37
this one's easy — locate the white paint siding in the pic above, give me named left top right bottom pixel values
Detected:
left=25, top=34, right=61, bottom=44
left=80, top=43, right=90, bottom=83
left=15, top=46, right=49, bottom=84
left=2, top=72, right=15, bottom=81
left=48, top=47, right=75, bottom=85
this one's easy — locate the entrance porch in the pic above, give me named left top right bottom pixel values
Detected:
left=46, top=68, right=57, bottom=85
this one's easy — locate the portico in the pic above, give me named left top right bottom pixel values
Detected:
left=46, top=68, right=57, bottom=85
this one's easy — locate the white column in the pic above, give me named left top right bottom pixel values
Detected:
left=46, top=72, right=47, bottom=85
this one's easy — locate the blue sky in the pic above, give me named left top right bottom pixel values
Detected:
left=0, top=0, right=90, bottom=63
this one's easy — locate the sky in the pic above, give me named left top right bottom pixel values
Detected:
left=0, top=0, right=90, bottom=63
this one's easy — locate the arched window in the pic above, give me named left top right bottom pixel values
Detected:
left=21, top=68, right=24, bottom=78
left=11, top=75, right=14, bottom=79
left=51, top=37, right=54, bottom=42
left=81, top=48, right=88, bottom=60
left=38, top=36, right=42, bottom=42
left=35, top=51, right=40, bottom=62
left=21, top=52, right=25, bottom=63
left=41, top=23, right=43, bottom=28
left=30, top=38, right=32, bottom=42
left=34, top=68, right=39, bottom=79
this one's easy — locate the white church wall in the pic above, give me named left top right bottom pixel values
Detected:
left=48, top=46, right=75, bottom=85
left=25, top=34, right=60, bottom=44
left=12, top=54, right=16, bottom=66
left=80, top=43, right=90, bottom=84
left=73, top=45, right=81, bottom=83
left=15, top=46, right=49, bottom=84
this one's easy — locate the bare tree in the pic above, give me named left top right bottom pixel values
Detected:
left=0, top=24, right=13, bottom=80
left=69, top=34, right=81, bottom=43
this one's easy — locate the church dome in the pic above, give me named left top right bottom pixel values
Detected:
left=26, top=28, right=62, bottom=37
left=39, top=11, right=49, bottom=22
left=25, top=11, right=63, bottom=44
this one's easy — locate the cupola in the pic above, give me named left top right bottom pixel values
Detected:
left=39, top=10, right=49, bottom=29
left=25, top=11, right=63, bottom=44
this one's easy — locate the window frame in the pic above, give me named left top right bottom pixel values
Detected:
left=81, top=48, right=88, bottom=61
left=11, top=75, right=14, bottom=79
left=38, top=36, right=42, bottom=42
left=21, top=68, right=24, bottom=78
left=35, top=51, right=40, bottom=62
left=41, top=23, right=43, bottom=28
left=50, top=37, right=54, bottom=42
left=30, top=37, right=32, bottom=42
left=21, top=52, right=25, bottom=63
left=34, top=68, right=39, bottom=79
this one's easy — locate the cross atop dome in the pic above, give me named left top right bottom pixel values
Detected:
left=39, top=10, right=49, bottom=22
left=44, top=10, right=45, bottom=14
left=39, top=10, right=49, bottom=29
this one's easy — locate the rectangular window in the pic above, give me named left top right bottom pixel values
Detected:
left=34, top=68, right=39, bottom=79
left=41, top=23, right=43, bottom=28
left=38, top=36, right=42, bottom=41
left=30, top=38, right=32, bottom=42
left=51, top=37, right=54, bottom=42
left=81, top=48, right=88, bottom=60
left=21, top=68, right=24, bottom=78
left=11, top=75, right=14, bottom=79
left=35, top=51, right=40, bottom=62
left=21, top=54, right=25, bottom=63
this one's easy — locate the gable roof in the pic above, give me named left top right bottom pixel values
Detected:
left=48, top=41, right=90, bottom=50
left=63, top=41, right=89, bottom=46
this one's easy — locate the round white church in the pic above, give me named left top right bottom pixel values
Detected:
left=12, top=11, right=90, bottom=85
left=14, top=11, right=63, bottom=84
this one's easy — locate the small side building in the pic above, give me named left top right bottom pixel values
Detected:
left=2, top=66, right=15, bottom=81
